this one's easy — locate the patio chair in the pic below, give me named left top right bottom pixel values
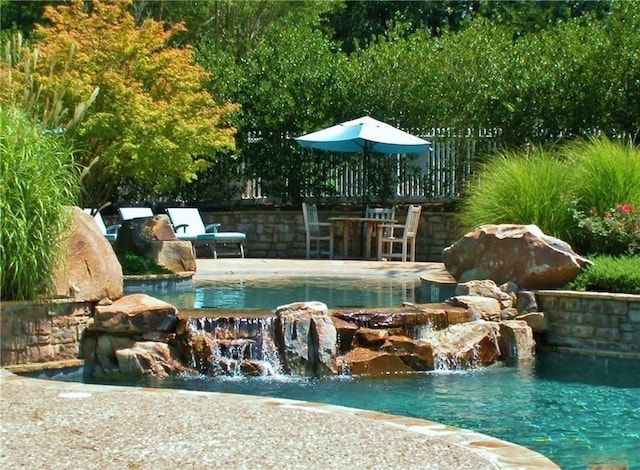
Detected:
left=376, top=205, right=422, bottom=262
left=365, top=206, right=396, bottom=247
left=166, top=207, right=245, bottom=259
left=118, top=207, right=154, bottom=220
left=84, top=208, right=119, bottom=242
left=302, top=203, right=334, bottom=259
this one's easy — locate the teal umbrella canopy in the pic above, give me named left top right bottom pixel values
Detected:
left=295, top=115, right=431, bottom=154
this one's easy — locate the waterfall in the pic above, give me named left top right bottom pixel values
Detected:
left=186, top=316, right=283, bottom=377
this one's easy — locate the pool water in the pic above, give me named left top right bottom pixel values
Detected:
left=44, top=353, right=639, bottom=470
left=110, top=277, right=639, bottom=468
left=155, top=276, right=422, bottom=310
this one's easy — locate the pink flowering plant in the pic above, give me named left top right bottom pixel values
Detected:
left=572, top=203, right=640, bottom=256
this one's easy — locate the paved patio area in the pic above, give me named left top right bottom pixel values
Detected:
left=1, top=259, right=560, bottom=469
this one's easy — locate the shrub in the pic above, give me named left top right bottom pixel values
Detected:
left=116, top=251, right=173, bottom=275
left=0, top=107, right=80, bottom=300
left=571, top=203, right=640, bottom=256
left=456, top=147, right=574, bottom=239
left=565, top=255, right=640, bottom=295
left=457, top=138, right=640, bottom=257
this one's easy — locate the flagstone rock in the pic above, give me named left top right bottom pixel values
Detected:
left=381, top=335, right=435, bottom=370
left=455, top=279, right=513, bottom=309
left=421, top=321, right=501, bottom=368
left=115, top=341, right=182, bottom=377
left=343, top=347, right=416, bottom=376
left=498, top=321, right=536, bottom=361
left=332, top=305, right=450, bottom=331
left=355, top=327, right=389, bottom=347
left=516, top=291, right=539, bottom=313
left=91, top=293, right=179, bottom=335
left=330, top=316, right=359, bottom=353
left=446, top=295, right=501, bottom=322
left=442, top=224, right=591, bottom=289
left=53, top=207, right=123, bottom=302
left=516, top=312, right=548, bottom=333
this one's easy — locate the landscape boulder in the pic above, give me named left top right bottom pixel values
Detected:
left=53, top=206, right=123, bottom=302
left=275, top=301, right=339, bottom=376
left=442, top=224, right=591, bottom=289
left=115, top=214, right=196, bottom=272
left=90, top=293, right=179, bottom=335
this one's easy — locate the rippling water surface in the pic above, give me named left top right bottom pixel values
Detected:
left=42, top=353, right=639, bottom=470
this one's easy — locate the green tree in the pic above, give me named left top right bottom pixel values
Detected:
left=28, top=0, right=238, bottom=208
left=233, top=15, right=351, bottom=204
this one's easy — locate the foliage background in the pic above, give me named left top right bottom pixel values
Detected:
left=1, top=0, right=639, bottom=207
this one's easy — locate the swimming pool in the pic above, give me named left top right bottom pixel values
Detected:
left=153, top=276, right=422, bottom=310
left=41, top=352, right=639, bottom=470
left=115, top=274, right=639, bottom=468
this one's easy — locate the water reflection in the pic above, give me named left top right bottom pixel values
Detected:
left=159, top=276, right=420, bottom=310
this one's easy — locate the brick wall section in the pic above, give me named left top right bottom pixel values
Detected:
left=0, top=300, right=92, bottom=367
left=536, top=290, right=640, bottom=356
left=201, top=208, right=461, bottom=261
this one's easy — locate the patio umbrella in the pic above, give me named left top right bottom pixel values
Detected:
left=294, top=115, right=431, bottom=203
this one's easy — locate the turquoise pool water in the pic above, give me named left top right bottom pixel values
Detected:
left=42, top=353, right=640, bottom=470
left=108, top=277, right=640, bottom=468
left=155, top=276, right=422, bottom=310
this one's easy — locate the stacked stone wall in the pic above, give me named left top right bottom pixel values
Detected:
left=536, top=291, right=640, bottom=357
left=199, top=209, right=460, bottom=261
left=1, top=300, right=93, bottom=367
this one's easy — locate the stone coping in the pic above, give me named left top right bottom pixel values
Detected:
left=0, top=369, right=560, bottom=469
left=539, top=346, right=640, bottom=361
left=123, top=271, right=194, bottom=281
left=536, top=289, right=640, bottom=301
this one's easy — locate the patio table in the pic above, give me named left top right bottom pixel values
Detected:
left=328, top=217, right=396, bottom=260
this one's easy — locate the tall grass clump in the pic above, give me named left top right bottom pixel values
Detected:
left=564, top=137, right=640, bottom=214
left=456, top=148, right=574, bottom=240
left=0, top=106, right=80, bottom=301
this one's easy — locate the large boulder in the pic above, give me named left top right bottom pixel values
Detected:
left=420, top=321, right=501, bottom=368
left=90, top=293, right=179, bottom=336
left=275, top=301, right=339, bottom=376
left=442, top=224, right=591, bottom=289
left=115, top=215, right=196, bottom=272
left=342, top=347, right=415, bottom=376
left=53, top=206, right=123, bottom=302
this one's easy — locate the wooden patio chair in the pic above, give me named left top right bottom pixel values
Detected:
left=302, top=203, right=334, bottom=259
left=376, top=205, right=422, bottom=262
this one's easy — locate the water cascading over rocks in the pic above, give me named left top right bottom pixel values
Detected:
left=81, top=288, right=540, bottom=379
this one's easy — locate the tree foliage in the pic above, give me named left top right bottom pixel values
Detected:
left=5, top=0, right=638, bottom=205
left=232, top=15, right=351, bottom=204
left=28, top=0, right=238, bottom=207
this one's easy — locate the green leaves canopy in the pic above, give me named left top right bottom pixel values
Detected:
left=32, top=0, right=238, bottom=205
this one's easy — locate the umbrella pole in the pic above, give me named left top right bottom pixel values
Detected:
left=362, top=144, right=369, bottom=209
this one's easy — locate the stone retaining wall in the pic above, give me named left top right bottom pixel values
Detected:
left=536, top=290, right=640, bottom=358
left=199, top=208, right=460, bottom=261
left=0, top=300, right=93, bottom=367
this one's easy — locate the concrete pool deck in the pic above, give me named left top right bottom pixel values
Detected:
left=1, top=258, right=561, bottom=469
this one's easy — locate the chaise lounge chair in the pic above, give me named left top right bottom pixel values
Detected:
left=166, top=207, right=246, bottom=259
left=118, top=207, right=154, bottom=220
left=84, top=208, right=119, bottom=242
